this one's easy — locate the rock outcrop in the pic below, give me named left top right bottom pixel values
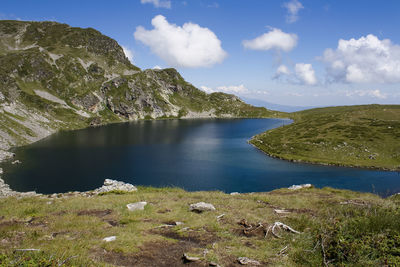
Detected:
left=94, top=179, right=137, bottom=194
left=189, top=202, right=216, bottom=212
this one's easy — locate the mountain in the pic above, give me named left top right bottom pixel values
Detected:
left=0, top=20, right=284, bottom=152
left=242, top=97, right=316, bottom=112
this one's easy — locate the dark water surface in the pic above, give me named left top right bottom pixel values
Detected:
left=2, top=118, right=400, bottom=196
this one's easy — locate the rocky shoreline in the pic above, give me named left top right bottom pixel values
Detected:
left=0, top=178, right=137, bottom=199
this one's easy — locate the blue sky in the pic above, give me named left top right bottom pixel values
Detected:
left=1, top=0, right=400, bottom=106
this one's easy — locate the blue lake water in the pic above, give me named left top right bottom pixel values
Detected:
left=1, top=118, right=399, bottom=196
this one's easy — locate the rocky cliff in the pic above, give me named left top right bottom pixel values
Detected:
left=0, top=20, right=282, bottom=155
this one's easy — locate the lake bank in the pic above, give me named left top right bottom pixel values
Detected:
left=1, top=181, right=399, bottom=266
left=2, top=118, right=400, bottom=196
left=251, top=105, right=400, bottom=172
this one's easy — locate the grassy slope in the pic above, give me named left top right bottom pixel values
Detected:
left=251, top=105, right=400, bottom=170
left=1, top=187, right=400, bottom=266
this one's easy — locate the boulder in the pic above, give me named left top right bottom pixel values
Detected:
left=288, top=184, right=312, bottom=190
left=189, top=202, right=216, bottom=212
left=127, top=201, right=147, bottom=211
left=94, top=179, right=137, bottom=194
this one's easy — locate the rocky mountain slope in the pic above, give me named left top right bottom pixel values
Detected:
left=0, top=20, right=283, bottom=156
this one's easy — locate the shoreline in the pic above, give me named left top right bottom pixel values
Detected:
left=249, top=137, right=400, bottom=172
left=0, top=115, right=284, bottom=197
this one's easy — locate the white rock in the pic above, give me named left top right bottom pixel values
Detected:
left=189, top=202, right=216, bottom=212
left=103, top=236, right=116, bottom=242
left=288, top=184, right=312, bottom=190
left=94, top=179, right=137, bottom=194
left=274, top=209, right=291, bottom=214
left=237, top=257, right=261, bottom=265
left=230, top=192, right=240, bottom=195
left=127, top=201, right=147, bottom=211
left=182, top=253, right=200, bottom=262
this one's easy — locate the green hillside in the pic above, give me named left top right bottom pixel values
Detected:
left=251, top=105, right=400, bottom=170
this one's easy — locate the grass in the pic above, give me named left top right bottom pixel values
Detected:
left=251, top=105, right=400, bottom=170
left=1, top=186, right=400, bottom=266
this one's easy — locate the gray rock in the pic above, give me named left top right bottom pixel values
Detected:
left=127, top=201, right=147, bottom=211
left=103, top=236, right=116, bottom=242
left=189, top=202, right=216, bottom=212
left=237, top=257, right=261, bottom=265
left=182, top=253, right=200, bottom=262
left=288, top=184, right=312, bottom=190
left=94, top=179, right=137, bottom=194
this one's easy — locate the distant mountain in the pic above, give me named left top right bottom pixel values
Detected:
left=242, top=98, right=317, bottom=112
left=0, top=20, right=285, bottom=151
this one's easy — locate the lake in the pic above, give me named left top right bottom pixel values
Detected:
left=1, top=118, right=399, bottom=196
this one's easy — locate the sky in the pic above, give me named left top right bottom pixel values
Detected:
left=1, top=0, right=400, bottom=106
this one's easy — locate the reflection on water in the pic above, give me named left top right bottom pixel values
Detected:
left=1, top=118, right=399, bottom=196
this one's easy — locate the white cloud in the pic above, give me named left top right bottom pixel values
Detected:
left=200, top=85, right=270, bottom=99
left=295, top=63, right=317, bottom=85
left=242, top=28, right=298, bottom=52
left=153, top=65, right=162, bottom=70
left=323, top=34, right=400, bottom=83
left=345, top=89, right=387, bottom=99
left=200, top=84, right=249, bottom=95
left=121, top=45, right=134, bottom=63
left=140, top=0, right=171, bottom=9
left=134, top=15, right=227, bottom=68
left=283, top=0, right=304, bottom=23
left=200, top=86, right=215, bottom=94
left=273, top=64, right=291, bottom=79
left=208, top=2, right=219, bottom=8
left=216, top=84, right=249, bottom=94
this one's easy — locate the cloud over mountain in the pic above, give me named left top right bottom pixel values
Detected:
left=134, top=15, right=227, bottom=68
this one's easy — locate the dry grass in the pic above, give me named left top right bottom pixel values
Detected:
left=1, top=186, right=399, bottom=266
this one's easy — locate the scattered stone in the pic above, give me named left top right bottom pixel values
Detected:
left=0, top=178, right=38, bottom=198
left=127, top=201, right=147, bottom=211
left=237, top=257, right=261, bottom=265
left=216, top=214, right=225, bottom=219
left=157, top=221, right=184, bottom=228
left=182, top=253, right=200, bottom=262
left=274, top=209, right=291, bottom=214
left=189, top=202, right=216, bottom=213
left=11, top=160, right=21, bottom=165
left=230, top=192, right=240, bottom=195
left=0, top=168, right=2, bottom=175
left=103, top=236, right=116, bottom=242
left=94, top=179, right=137, bottom=194
left=0, top=150, right=15, bottom=162
left=209, top=262, right=221, bottom=267
left=288, top=184, right=312, bottom=190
